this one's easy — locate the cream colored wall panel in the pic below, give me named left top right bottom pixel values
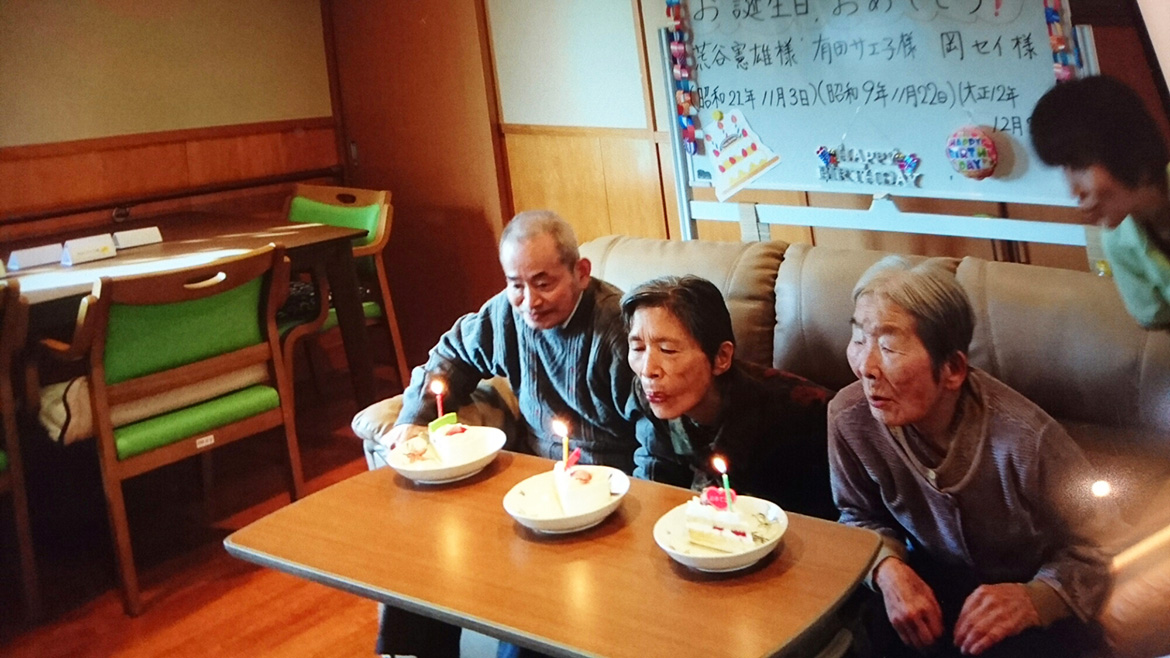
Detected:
left=0, top=0, right=332, bottom=147
left=505, top=133, right=611, bottom=243
left=600, top=137, right=667, bottom=240
left=488, top=0, right=646, bottom=129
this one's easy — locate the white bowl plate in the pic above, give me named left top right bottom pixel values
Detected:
left=653, top=496, right=788, bottom=572
left=503, top=466, right=630, bottom=534
left=387, top=426, right=507, bottom=484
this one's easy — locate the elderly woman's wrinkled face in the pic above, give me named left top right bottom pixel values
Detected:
left=628, top=306, right=724, bottom=422
left=847, top=294, right=950, bottom=428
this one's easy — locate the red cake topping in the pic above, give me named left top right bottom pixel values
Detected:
left=700, top=486, right=737, bottom=510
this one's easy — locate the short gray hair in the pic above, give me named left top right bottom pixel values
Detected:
left=499, top=210, right=580, bottom=267
left=853, top=256, right=974, bottom=374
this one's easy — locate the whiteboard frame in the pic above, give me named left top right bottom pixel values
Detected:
left=661, top=29, right=1088, bottom=248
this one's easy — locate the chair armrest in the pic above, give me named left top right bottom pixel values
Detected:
left=40, top=294, right=97, bottom=362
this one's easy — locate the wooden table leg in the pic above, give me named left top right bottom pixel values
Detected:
left=324, top=243, right=376, bottom=406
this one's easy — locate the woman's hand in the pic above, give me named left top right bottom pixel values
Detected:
left=953, top=583, right=1040, bottom=655
left=874, top=557, right=945, bottom=650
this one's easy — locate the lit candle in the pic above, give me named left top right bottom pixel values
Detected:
left=711, top=455, right=733, bottom=512
left=429, top=378, right=446, bottom=417
left=552, top=419, right=570, bottom=463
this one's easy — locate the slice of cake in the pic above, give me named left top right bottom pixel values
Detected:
left=427, top=412, right=476, bottom=463
left=685, top=486, right=755, bottom=553
left=553, top=449, right=612, bottom=516
left=392, top=413, right=477, bottom=464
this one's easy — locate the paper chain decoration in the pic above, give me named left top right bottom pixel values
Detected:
left=666, top=0, right=698, bottom=154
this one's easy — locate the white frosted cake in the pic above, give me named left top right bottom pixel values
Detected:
left=553, top=460, right=611, bottom=516
left=395, top=413, right=479, bottom=464
left=685, top=486, right=755, bottom=553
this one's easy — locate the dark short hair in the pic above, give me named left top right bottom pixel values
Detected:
left=620, top=275, right=735, bottom=365
left=1030, top=75, right=1169, bottom=189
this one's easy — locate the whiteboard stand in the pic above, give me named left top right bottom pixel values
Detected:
left=688, top=195, right=1088, bottom=248
left=659, top=28, right=696, bottom=241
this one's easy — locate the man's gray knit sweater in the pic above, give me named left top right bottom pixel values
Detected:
left=397, top=278, right=641, bottom=472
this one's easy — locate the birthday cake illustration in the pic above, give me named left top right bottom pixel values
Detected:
left=703, top=110, right=781, bottom=201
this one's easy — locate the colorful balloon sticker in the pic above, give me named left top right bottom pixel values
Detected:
left=945, top=126, right=998, bottom=180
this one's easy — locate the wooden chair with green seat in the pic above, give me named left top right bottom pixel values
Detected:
left=0, top=281, right=42, bottom=620
left=41, top=245, right=304, bottom=616
left=282, top=184, right=410, bottom=390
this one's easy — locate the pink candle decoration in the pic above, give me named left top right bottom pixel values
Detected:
left=712, top=455, right=734, bottom=512
left=552, top=419, right=570, bottom=463
left=429, top=378, right=446, bottom=417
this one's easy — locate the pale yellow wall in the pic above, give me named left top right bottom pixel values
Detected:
left=0, top=0, right=332, bottom=147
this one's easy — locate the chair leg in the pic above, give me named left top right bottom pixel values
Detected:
left=102, top=474, right=142, bottom=616
left=274, top=358, right=307, bottom=501
left=2, top=417, right=41, bottom=620
left=374, top=257, right=411, bottom=389
left=200, top=451, right=215, bottom=522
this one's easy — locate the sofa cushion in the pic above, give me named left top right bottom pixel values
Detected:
left=957, top=258, right=1170, bottom=448
left=581, top=235, right=787, bottom=368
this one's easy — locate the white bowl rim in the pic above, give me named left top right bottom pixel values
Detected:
left=502, top=466, right=630, bottom=533
left=387, top=426, right=508, bottom=483
left=653, top=495, right=788, bottom=572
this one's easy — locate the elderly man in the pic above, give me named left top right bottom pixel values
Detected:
left=358, top=210, right=642, bottom=658
left=828, top=256, right=1113, bottom=657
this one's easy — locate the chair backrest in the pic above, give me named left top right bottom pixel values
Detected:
left=287, top=184, right=391, bottom=256
left=80, top=246, right=289, bottom=420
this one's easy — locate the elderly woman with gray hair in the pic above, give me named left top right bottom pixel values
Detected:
left=828, top=256, right=1113, bottom=657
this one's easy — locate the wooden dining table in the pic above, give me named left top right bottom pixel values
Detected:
left=2, top=211, right=377, bottom=405
left=225, top=451, right=881, bottom=658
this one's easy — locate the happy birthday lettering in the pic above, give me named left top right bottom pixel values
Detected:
left=818, top=144, right=922, bottom=188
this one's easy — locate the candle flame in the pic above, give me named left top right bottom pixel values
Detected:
left=711, top=455, right=727, bottom=474
left=551, top=419, right=569, bottom=438
left=429, top=379, right=446, bottom=396
left=1091, top=480, right=1111, bottom=497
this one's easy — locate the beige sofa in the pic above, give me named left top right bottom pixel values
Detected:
left=581, top=235, right=1170, bottom=657
left=356, top=234, right=1170, bottom=655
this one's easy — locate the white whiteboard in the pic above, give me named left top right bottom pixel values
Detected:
left=686, top=0, right=1075, bottom=206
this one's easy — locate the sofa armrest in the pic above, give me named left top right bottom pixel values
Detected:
left=1100, top=524, right=1170, bottom=658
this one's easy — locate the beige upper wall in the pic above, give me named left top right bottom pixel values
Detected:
left=0, top=0, right=332, bottom=147
left=487, top=0, right=647, bottom=129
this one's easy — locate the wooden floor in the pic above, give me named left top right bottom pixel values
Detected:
left=0, top=356, right=398, bottom=657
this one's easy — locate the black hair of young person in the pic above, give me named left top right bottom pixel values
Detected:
left=1030, top=75, right=1169, bottom=191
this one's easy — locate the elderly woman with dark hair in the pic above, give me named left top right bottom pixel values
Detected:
left=829, top=256, right=1114, bottom=657
left=622, top=275, right=836, bottom=520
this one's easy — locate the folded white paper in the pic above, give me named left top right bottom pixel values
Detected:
left=6, top=243, right=64, bottom=271
left=113, top=226, right=163, bottom=249
left=61, top=234, right=117, bottom=267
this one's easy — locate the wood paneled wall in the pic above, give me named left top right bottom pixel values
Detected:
left=0, top=119, right=340, bottom=243
left=506, top=125, right=1088, bottom=270
left=504, top=126, right=668, bottom=244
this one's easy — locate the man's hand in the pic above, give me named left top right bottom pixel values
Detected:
left=874, top=557, right=945, bottom=651
left=381, top=424, right=425, bottom=449
left=953, top=583, right=1040, bottom=655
